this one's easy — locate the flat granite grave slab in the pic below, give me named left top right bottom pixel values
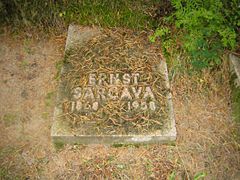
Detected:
left=51, top=25, right=177, bottom=144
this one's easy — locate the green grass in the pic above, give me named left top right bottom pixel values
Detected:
left=41, top=112, right=49, bottom=119
left=111, top=143, right=143, bottom=148
left=20, top=59, right=29, bottom=69
left=63, top=0, right=157, bottom=30
left=2, top=113, right=18, bottom=126
left=0, top=167, right=12, bottom=180
left=54, top=140, right=65, bottom=150
left=45, top=92, right=55, bottom=107
left=0, top=146, right=20, bottom=180
left=55, top=59, right=64, bottom=80
left=0, top=0, right=159, bottom=31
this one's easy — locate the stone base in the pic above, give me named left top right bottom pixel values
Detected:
left=51, top=25, right=177, bottom=145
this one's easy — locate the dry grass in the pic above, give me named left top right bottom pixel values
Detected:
left=0, top=29, right=239, bottom=179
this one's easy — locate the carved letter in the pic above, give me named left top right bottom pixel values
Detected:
left=108, top=86, right=119, bottom=100
left=83, top=87, right=95, bottom=100
left=143, top=86, right=155, bottom=100
left=120, top=87, right=132, bottom=100
left=131, top=87, right=142, bottom=99
left=110, top=73, right=121, bottom=85
left=72, top=87, right=82, bottom=100
left=89, top=73, right=96, bottom=85
left=123, top=73, right=131, bottom=85
left=132, top=73, right=140, bottom=85
left=96, top=88, right=106, bottom=100
left=98, top=73, right=107, bottom=85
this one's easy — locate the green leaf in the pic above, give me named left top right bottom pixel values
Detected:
left=194, top=172, right=206, bottom=180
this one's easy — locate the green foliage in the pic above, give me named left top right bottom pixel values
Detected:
left=149, top=26, right=174, bottom=58
left=1, top=0, right=239, bottom=70
left=152, top=0, right=239, bottom=69
left=149, top=27, right=170, bottom=43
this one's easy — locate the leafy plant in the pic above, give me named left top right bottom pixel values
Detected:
left=149, top=26, right=175, bottom=58
left=152, top=0, right=240, bottom=69
left=149, top=27, right=170, bottom=43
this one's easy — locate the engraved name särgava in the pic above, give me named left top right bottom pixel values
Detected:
left=71, top=73, right=157, bottom=112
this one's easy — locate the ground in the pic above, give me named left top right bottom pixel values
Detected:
left=0, top=29, right=239, bottom=179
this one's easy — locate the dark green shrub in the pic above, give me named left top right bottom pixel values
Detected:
left=151, top=0, right=240, bottom=69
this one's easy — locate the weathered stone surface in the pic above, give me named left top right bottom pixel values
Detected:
left=230, top=54, right=240, bottom=87
left=51, top=25, right=177, bottom=144
left=65, top=25, right=101, bottom=52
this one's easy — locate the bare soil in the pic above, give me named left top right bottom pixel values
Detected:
left=0, top=30, right=239, bottom=179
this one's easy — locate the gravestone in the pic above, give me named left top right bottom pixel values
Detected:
left=51, top=25, right=176, bottom=144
